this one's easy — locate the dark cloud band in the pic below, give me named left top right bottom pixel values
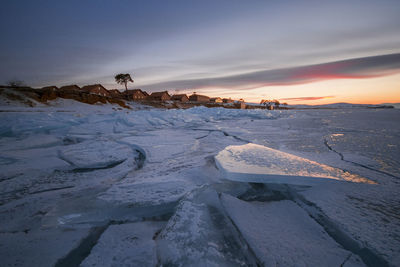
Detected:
left=143, top=53, right=400, bottom=91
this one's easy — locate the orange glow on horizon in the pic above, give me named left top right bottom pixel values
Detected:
left=175, top=72, right=400, bottom=105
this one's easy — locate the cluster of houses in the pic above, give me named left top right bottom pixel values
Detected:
left=41, top=84, right=241, bottom=105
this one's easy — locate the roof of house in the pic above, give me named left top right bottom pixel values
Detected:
left=41, top=86, right=58, bottom=90
left=59, top=85, right=81, bottom=90
left=150, top=91, right=170, bottom=97
left=210, top=97, right=222, bottom=101
left=124, top=89, right=145, bottom=95
left=171, top=94, right=188, bottom=100
left=190, top=94, right=210, bottom=99
left=81, top=84, right=107, bottom=91
left=109, top=89, right=122, bottom=94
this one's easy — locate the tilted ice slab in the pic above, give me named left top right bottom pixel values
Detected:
left=215, top=143, right=374, bottom=185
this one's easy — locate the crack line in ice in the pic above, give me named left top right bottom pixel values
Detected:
left=29, top=185, right=75, bottom=195
left=71, top=160, right=126, bottom=173
left=340, top=253, right=353, bottom=267
left=191, top=128, right=251, bottom=143
left=324, top=138, right=400, bottom=180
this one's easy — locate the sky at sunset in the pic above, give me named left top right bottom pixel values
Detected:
left=1, top=0, right=399, bottom=104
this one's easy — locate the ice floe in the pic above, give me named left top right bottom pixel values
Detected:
left=215, top=143, right=375, bottom=185
left=221, top=194, right=365, bottom=266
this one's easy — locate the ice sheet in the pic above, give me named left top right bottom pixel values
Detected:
left=0, top=102, right=399, bottom=266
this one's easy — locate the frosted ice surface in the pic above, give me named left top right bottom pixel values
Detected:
left=59, top=140, right=132, bottom=169
left=120, top=129, right=201, bottom=163
left=0, top=228, right=92, bottom=267
left=301, top=183, right=400, bottom=266
left=81, top=222, right=165, bottom=267
left=0, top=134, right=61, bottom=150
left=99, top=180, right=195, bottom=205
left=215, top=143, right=374, bottom=185
left=221, top=194, right=365, bottom=267
left=0, top=103, right=398, bottom=266
left=156, top=189, right=257, bottom=266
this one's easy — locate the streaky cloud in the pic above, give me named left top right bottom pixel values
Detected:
left=143, top=53, right=400, bottom=91
left=280, top=96, right=335, bottom=101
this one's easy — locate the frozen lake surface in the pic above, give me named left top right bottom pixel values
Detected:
left=0, top=102, right=399, bottom=266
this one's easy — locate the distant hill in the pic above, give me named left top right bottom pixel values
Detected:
left=382, top=103, right=400, bottom=109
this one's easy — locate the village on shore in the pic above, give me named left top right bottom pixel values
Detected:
left=1, top=83, right=284, bottom=110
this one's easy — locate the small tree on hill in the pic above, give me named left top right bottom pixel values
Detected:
left=115, top=73, right=133, bottom=92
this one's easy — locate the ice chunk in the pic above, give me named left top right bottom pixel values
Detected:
left=0, top=134, right=61, bottom=151
left=120, top=129, right=206, bottom=163
left=215, top=143, right=374, bottom=185
left=59, top=140, right=132, bottom=169
left=221, top=194, right=365, bottom=267
left=301, top=183, right=400, bottom=266
left=81, top=222, right=165, bottom=267
left=0, top=228, right=91, bottom=267
left=99, top=180, right=194, bottom=206
left=0, top=146, right=70, bottom=182
left=156, top=188, right=257, bottom=266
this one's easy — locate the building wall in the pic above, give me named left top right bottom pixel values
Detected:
left=90, top=88, right=110, bottom=97
left=131, top=93, right=146, bottom=100
left=189, top=95, right=210, bottom=102
left=161, top=94, right=171, bottom=101
left=223, top=98, right=234, bottom=103
left=211, top=98, right=222, bottom=103
left=172, top=95, right=188, bottom=102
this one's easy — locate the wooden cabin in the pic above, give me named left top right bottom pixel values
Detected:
left=58, top=85, right=81, bottom=92
left=222, top=98, right=234, bottom=103
left=41, top=86, right=58, bottom=91
left=147, top=91, right=171, bottom=101
left=171, top=94, right=189, bottom=102
left=81, top=84, right=110, bottom=97
left=124, top=89, right=147, bottom=101
left=234, top=102, right=246, bottom=109
left=108, top=89, right=123, bottom=98
left=189, top=94, right=210, bottom=102
left=210, top=97, right=223, bottom=103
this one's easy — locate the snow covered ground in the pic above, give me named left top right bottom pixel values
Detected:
left=0, top=101, right=399, bottom=266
